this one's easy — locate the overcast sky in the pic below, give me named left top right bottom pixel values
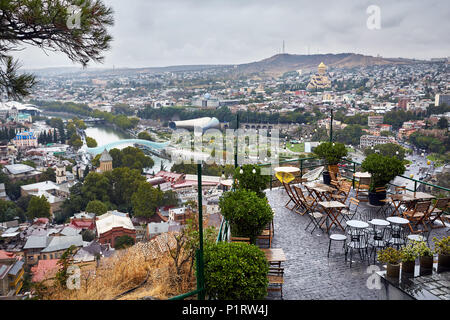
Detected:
left=16, top=0, right=450, bottom=69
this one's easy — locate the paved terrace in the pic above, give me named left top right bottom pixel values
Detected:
left=264, top=187, right=449, bottom=300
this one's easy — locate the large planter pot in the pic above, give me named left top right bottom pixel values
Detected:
left=386, top=263, right=400, bottom=278
left=368, top=190, right=387, bottom=206
left=402, top=260, right=415, bottom=274
left=322, top=171, right=331, bottom=185
left=437, top=254, right=450, bottom=269
left=419, top=256, right=433, bottom=270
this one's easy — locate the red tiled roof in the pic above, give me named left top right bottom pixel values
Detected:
left=70, top=220, right=95, bottom=230
left=31, top=259, right=61, bottom=282
left=34, top=218, right=49, bottom=225
left=0, top=250, right=15, bottom=260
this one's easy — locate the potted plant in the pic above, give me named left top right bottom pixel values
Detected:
left=361, top=153, right=406, bottom=206
left=313, top=142, right=348, bottom=185
left=412, top=241, right=434, bottom=270
left=433, top=236, right=450, bottom=269
left=378, top=247, right=402, bottom=278
left=219, top=189, right=274, bottom=244
left=400, top=244, right=417, bottom=274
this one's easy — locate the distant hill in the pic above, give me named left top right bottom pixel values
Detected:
left=25, top=53, right=420, bottom=78
left=232, top=53, right=418, bottom=77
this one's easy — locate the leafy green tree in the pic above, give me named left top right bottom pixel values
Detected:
left=21, top=160, right=36, bottom=168
left=364, top=143, right=407, bottom=161
left=137, top=131, right=153, bottom=141
left=81, top=172, right=111, bottom=203
left=131, top=182, right=163, bottom=217
left=114, top=235, right=135, bottom=249
left=0, top=0, right=114, bottom=99
left=86, top=136, right=98, bottom=148
left=39, top=168, right=56, bottom=182
left=26, top=195, right=51, bottom=220
left=105, top=167, right=145, bottom=210
left=437, top=117, right=448, bottom=130
left=85, top=200, right=108, bottom=215
left=334, top=124, right=364, bottom=146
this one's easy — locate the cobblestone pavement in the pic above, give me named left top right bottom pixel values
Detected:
left=264, top=187, right=449, bottom=300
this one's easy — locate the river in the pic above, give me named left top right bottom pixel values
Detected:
left=84, top=125, right=173, bottom=172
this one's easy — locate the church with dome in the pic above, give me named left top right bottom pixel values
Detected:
left=306, top=62, right=331, bottom=90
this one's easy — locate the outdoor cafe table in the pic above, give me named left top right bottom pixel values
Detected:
left=305, top=182, right=336, bottom=201
left=346, top=220, right=370, bottom=229
left=261, top=248, right=286, bottom=267
left=318, top=200, right=347, bottom=233
left=388, top=194, right=415, bottom=216
left=353, top=172, right=372, bottom=179
left=274, top=166, right=300, bottom=186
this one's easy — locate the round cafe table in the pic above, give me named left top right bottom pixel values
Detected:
left=368, top=219, right=390, bottom=227
left=346, top=220, right=369, bottom=229
left=274, top=166, right=300, bottom=184
left=386, top=217, right=409, bottom=249
left=386, top=216, right=409, bottom=225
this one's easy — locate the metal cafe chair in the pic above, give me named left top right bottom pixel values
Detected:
left=345, top=226, right=369, bottom=268
left=327, top=233, right=347, bottom=259
left=367, top=222, right=389, bottom=264
left=386, top=222, right=408, bottom=250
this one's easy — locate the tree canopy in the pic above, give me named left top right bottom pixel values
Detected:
left=0, top=0, right=114, bottom=99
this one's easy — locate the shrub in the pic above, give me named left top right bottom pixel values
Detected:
left=219, top=189, right=274, bottom=243
left=412, top=241, right=433, bottom=257
left=400, top=244, right=418, bottom=262
left=433, top=236, right=450, bottom=255
left=233, top=164, right=270, bottom=198
left=203, top=242, right=269, bottom=300
left=361, top=153, right=406, bottom=192
left=378, top=247, right=401, bottom=265
left=114, top=235, right=135, bottom=249
left=313, top=142, right=348, bottom=166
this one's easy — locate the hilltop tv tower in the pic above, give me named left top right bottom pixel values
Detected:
left=282, top=40, right=285, bottom=54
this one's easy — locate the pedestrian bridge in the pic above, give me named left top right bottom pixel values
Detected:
left=86, top=139, right=170, bottom=155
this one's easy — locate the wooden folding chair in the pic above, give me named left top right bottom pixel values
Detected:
left=267, top=267, right=284, bottom=299
left=355, top=177, right=371, bottom=202
left=282, top=182, right=301, bottom=211
left=293, top=186, right=317, bottom=215
left=256, top=223, right=273, bottom=248
left=230, top=237, right=251, bottom=244
left=403, top=201, right=432, bottom=233
left=332, top=181, right=352, bottom=204
left=428, top=198, right=450, bottom=229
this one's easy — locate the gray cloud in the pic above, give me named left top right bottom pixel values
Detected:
left=14, top=0, right=450, bottom=69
